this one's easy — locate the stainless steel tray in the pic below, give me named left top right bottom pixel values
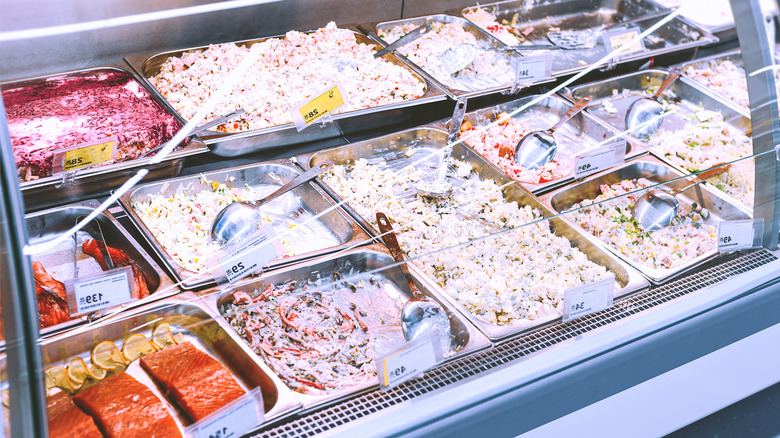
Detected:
left=361, top=14, right=555, bottom=100
left=295, top=126, right=650, bottom=341
left=1, top=64, right=208, bottom=211
left=456, top=0, right=716, bottom=78
left=539, top=157, right=753, bottom=284
left=119, top=159, right=372, bottom=290
left=22, top=199, right=176, bottom=341
left=674, top=49, right=757, bottom=112
left=37, top=294, right=301, bottom=430
left=198, top=245, right=490, bottom=413
left=564, top=68, right=754, bottom=213
left=435, top=94, right=645, bottom=195
left=125, top=27, right=446, bottom=158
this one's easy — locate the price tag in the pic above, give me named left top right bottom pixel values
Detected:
left=717, top=219, right=764, bottom=252
left=377, top=332, right=443, bottom=391
left=212, top=229, right=280, bottom=285
left=64, top=266, right=134, bottom=316
left=602, top=27, right=645, bottom=57
left=52, top=136, right=118, bottom=175
left=289, top=82, right=346, bottom=131
left=186, top=388, right=264, bottom=438
left=562, top=277, right=615, bottom=322
left=574, top=141, right=627, bottom=179
left=514, top=55, right=553, bottom=86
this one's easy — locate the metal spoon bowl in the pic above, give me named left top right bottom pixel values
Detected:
left=376, top=212, right=452, bottom=350
left=514, top=96, right=591, bottom=170
left=631, top=164, right=730, bottom=232
left=414, top=98, right=468, bottom=200
left=209, top=161, right=334, bottom=246
left=625, top=67, right=682, bottom=139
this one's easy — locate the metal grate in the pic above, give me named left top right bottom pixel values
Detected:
left=252, top=249, right=778, bottom=438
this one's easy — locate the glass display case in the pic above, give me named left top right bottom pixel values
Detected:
left=0, top=0, right=779, bottom=436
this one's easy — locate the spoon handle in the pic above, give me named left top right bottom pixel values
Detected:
left=247, top=160, right=333, bottom=208
left=376, top=212, right=425, bottom=299
left=487, top=44, right=563, bottom=50
left=669, top=163, right=731, bottom=196
left=141, top=109, right=245, bottom=158
left=374, top=22, right=432, bottom=58
left=651, top=67, right=683, bottom=101
left=547, top=96, right=591, bottom=135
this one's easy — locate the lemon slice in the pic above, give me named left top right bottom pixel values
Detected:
left=91, top=341, right=126, bottom=370
left=44, top=366, right=71, bottom=393
left=68, top=356, right=89, bottom=386
left=121, top=334, right=156, bottom=362
left=87, top=364, right=107, bottom=381
left=1, top=390, right=9, bottom=408
left=151, top=323, right=177, bottom=350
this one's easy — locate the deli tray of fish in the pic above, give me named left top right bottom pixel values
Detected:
left=119, top=159, right=373, bottom=290
left=295, top=126, right=649, bottom=341
left=361, top=14, right=555, bottom=100
left=539, top=157, right=752, bottom=284
left=29, top=295, right=301, bottom=437
left=125, top=23, right=446, bottom=158
left=436, top=94, right=644, bottom=195
left=199, top=244, right=490, bottom=412
left=1, top=64, right=208, bottom=211
left=19, top=199, right=176, bottom=345
left=454, top=0, right=716, bottom=78
left=563, top=68, right=755, bottom=212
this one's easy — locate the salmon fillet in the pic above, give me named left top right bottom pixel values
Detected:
left=47, top=391, right=101, bottom=438
left=140, top=342, right=246, bottom=422
left=82, top=239, right=150, bottom=299
left=73, top=372, right=181, bottom=438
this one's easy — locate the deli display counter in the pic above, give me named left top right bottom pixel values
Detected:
left=0, top=0, right=779, bottom=437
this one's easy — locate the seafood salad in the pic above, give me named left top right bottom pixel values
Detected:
left=222, top=280, right=378, bottom=395
left=462, top=8, right=522, bottom=45
left=150, top=22, right=426, bottom=132
left=377, top=21, right=514, bottom=91
left=322, top=156, right=612, bottom=325
left=570, top=178, right=717, bottom=270
left=683, top=59, right=780, bottom=110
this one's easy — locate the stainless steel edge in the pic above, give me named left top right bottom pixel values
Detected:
left=124, top=26, right=446, bottom=158
left=194, top=244, right=492, bottom=413
left=537, top=156, right=752, bottom=284
left=118, top=159, right=372, bottom=290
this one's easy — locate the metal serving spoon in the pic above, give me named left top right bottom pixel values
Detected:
left=546, top=9, right=672, bottom=50
left=374, top=22, right=433, bottom=58
left=141, top=109, right=245, bottom=158
left=631, top=164, right=730, bottom=232
left=625, top=67, right=682, bottom=139
left=416, top=98, right=468, bottom=199
left=210, top=161, right=334, bottom=246
left=514, top=96, right=591, bottom=170
left=376, top=212, right=452, bottom=349
left=438, top=43, right=565, bottom=76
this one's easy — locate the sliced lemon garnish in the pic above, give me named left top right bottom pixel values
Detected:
left=1, top=390, right=9, bottom=408
left=44, top=366, right=72, bottom=393
left=67, top=356, right=89, bottom=386
left=151, top=323, right=177, bottom=350
left=121, top=334, right=156, bottom=362
left=87, top=364, right=107, bottom=381
left=91, top=341, right=126, bottom=370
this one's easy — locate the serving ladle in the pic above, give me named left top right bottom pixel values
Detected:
left=209, top=161, right=334, bottom=246
left=624, top=67, right=682, bottom=139
left=376, top=212, right=452, bottom=350
left=631, top=164, right=730, bottom=232
left=514, top=96, right=591, bottom=170
left=415, top=98, right=468, bottom=199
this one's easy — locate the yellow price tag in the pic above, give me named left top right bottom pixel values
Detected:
left=53, top=136, right=118, bottom=175
left=298, top=85, right=345, bottom=125
left=608, top=30, right=644, bottom=54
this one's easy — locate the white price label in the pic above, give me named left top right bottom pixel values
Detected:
left=216, top=230, right=279, bottom=284
left=514, top=55, right=553, bottom=86
left=602, top=27, right=645, bottom=57
left=65, top=266, right=134, bottom=316
left=562, top=277, right=615, bottom=322
left=718, top=219, right=764, bottom=252
left=574, top=141, right=627, bottom=178
left=377, top=333, right=441, bottom=390
left=186, top=388, right=264, bottom=438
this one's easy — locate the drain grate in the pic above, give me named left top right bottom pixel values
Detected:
left=253, top=249, right=778, bottom=437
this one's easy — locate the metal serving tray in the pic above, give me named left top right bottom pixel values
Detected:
left=125, top=28, right=446, bottom=158
left=361, top=14, right=555, bottom=100
left=456, top=0, right=716, bottom=78
left=436, top=94, right=645, bottom=195
left=199, top=245, right=490, bottom=413
left=295, top=127, right=649, bottom=341
left=119, top=159, right=372, bottom=290
left=22, top=199, right=176, bottom=341
left=1, top=64, right=208, bottom=211
left=539, top=157, right=753, bottom=284
left=38, top=295, right=301, bottom=430
left=564, top=68, right=754, bottom=213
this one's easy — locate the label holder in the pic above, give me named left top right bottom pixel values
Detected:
left=207, top=228, right=281, bottom=287
left=376, top=331, right=444, bottom=391
left=52, top=135, right=118, bottom=184
left=289, top=82, right=347, bottom=131
left=717, top=218, right=765, bottom=252
left=602, top=27, right=645, bottom=59
left=562, top=276, right=616, bottom=322
left=185, top=387, right=265, bottom=438
left=574, top=140, right=627, bottom=179
left=64, top=266, right=135, bottom=316
left=513, top=54, right=553, bottom=90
